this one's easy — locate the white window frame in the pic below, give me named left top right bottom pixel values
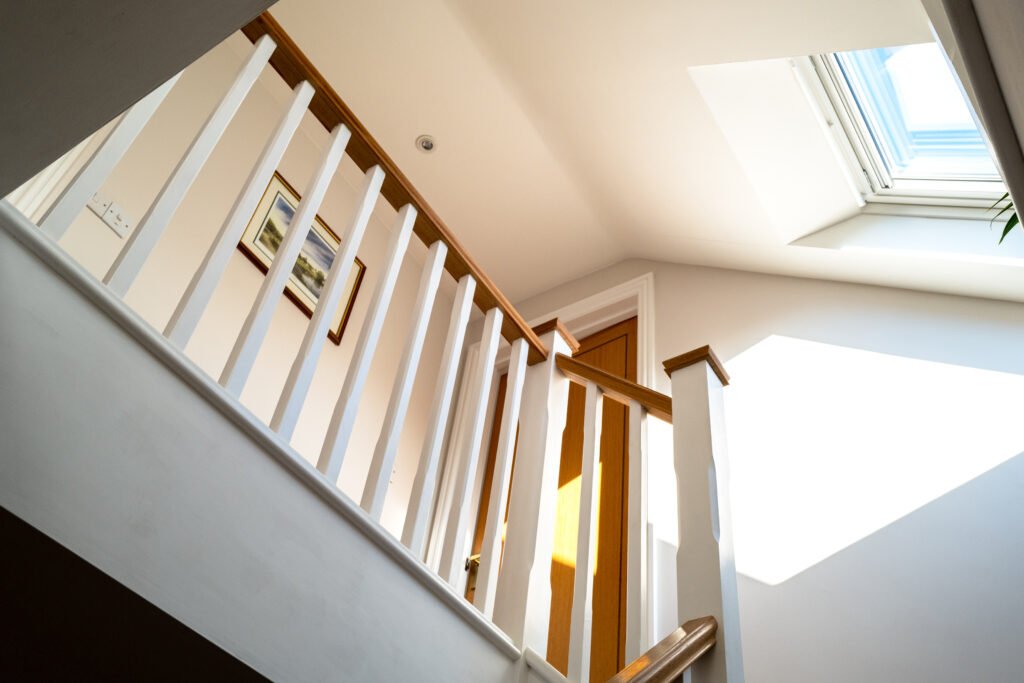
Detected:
left=809, top=52, right=1005, bottom=210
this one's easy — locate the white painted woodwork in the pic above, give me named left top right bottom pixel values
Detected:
left=219, top=124, right=351, bottom=396
left=164, top=81, right=314, bottom=347
left=424, top=342, right=479, bottom=573
left=311, top=203, right=421, bottom=480
left=103, top=35, right=276, bottom=296
left=0, top=205, right=520, bottom=681
left=492, top=328, right=573, bottom=654
left=669, top=361, right=744, bottom=683
left=38, top=74, right=180, bottom=240
left=271, top=165, right=385, bottom=440
left=361, top=240, right=448, bottom=518
left=16, top=134, right=92, bottom=224
left=473, top=337, right=529, bottom=618
left=402, top=274, right=477, bottom=559
left=567, top=382, right=604, bottom=683
left=625, top=399, right=650, bottom=661
left=438, top=308, right=504, bottom=586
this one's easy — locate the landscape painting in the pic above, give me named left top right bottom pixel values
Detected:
left=239, top=172, right=365, bottom=345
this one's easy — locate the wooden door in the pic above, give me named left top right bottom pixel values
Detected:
left=467, top=317, right=637, bottom=682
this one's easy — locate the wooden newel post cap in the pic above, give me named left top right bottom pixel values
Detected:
left=662, top=345, right=730, bottom=386
left=531, top=318, right=581, bottom=354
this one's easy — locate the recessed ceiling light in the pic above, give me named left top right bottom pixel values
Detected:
left=415, top=135, right=435, bottom=153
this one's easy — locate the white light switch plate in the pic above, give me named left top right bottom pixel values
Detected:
left=101, top=203, right=132, bottom=238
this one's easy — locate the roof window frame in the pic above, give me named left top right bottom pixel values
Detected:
left=809, top=46, right=1005, bottom=209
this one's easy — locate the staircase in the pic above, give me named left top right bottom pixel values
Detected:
left=1, top=11, right=742, bottom=682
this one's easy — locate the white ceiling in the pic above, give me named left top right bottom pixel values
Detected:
left=271, top=0, right=1024, bottom=303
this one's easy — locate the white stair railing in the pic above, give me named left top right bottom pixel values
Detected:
left=165, top=80, right=314, bottom=348
left=402, top=274, right=477, bottom=558
left=7, top=13, right=740, bottom=683
left=362, top=238, right=448, bottom=520
left=104, top=35, right=277, bottom=296
left=219, top=123, right=352, bottom=396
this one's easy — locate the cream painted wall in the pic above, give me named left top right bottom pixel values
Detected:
left=46, top=34, right=460, bottom=538
left=513, top=258, right=1024, bottom=680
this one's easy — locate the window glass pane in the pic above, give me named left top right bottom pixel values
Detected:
left=835, top=43, right=998, bottom=181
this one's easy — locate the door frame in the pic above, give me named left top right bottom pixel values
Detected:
left=525, top=273, right=657, bottom=390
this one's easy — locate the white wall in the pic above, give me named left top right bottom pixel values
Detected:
left=513, top=257, right=1024, bottom=681
left=35, top=33, right=461, bottom=538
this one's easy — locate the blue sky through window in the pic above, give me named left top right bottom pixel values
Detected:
left=835, top=43, right=998, bottom=181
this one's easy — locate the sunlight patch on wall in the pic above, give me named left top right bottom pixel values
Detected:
left=724, top=335, right=1024, bottom=586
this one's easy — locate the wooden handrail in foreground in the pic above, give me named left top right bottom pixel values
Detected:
left=556, top=354, right=672, bottom=422
left=240, top=13, right=547, bottom=364
left=608, top=616, right=717, bottom=683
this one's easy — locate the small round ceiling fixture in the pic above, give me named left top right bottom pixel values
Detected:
left=415, top=135, right=436, bottom=153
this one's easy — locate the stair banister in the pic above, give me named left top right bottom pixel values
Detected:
left=165, top=79, right=315, bottom=348
left=218, top=123, right=351, bottom=395
left=493, top=320, right=578, bottom=654
left=402, top=274, right=477, bottom=558
left=240, top=13, right=546, bottom=363
left=361, top=237, right=449, bottom=520
left=273, top=164, right=386, bottom=439
left=567, top=379, right=603, bottom=683
left=438, top=308, right=504, bottom=587
left=474, top=336, right=529, bottom=618
left=104, top=35, right=277, bottom=296
left=664, top=346, right=744, bottom=683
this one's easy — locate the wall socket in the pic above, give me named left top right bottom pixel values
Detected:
left=103, top=203, right=132, bottom=237
left=87, top=192, right=132, bottom=238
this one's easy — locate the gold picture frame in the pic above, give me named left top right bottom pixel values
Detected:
left=238, top=172, right=365, bottom=345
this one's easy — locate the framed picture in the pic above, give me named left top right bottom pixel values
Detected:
left=238, top=172, right=365, bottom=345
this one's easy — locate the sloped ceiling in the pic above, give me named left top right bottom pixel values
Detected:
left=272, top=0, right=1024, bottom=303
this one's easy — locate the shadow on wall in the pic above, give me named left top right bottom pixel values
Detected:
left=737, top=450, right=1024, bottom=683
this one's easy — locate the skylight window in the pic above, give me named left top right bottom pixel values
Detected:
left=815, top=42, right=1004, bottom=201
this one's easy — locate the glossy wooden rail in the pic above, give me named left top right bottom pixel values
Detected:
left=241, top=13, right=547, bottom=363
left=608, top=616, right=717, bottom=683
left=555, top=354, right=672, bottom=422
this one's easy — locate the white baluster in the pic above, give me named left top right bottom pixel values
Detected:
left=473, top=337, right=528, bottom=618
left=438, top=307, right=503, bottom=587
left=271, top=165, right=385, bottom=439
left=493, top=324, right=573, bottom=654
left=625, top=399, right=650, bottom=662
left=360, top=240, right=448, bottom=518
left=568, top=381, right=604, bottom=683
left=19, top=134, right=92, bottom=224
left=666, top=348, right=743, bottom=683
left=425, top=342, right=479, bottom=572
left=219, top=124, right=352, bottom=396
left=402, top=274, right=476, bottom=559
left=310, top=205, right=420, bottom=480
left=104, top=35, right=276, bottom=296
left=165, top=81, right=314, bottom=347
left=38, top=73, right=181, bottom=240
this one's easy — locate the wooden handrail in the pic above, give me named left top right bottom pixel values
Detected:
left=608, top=616, right=717, bottom=683
left=556, top=354, right=672, bottom=422
left=663, top=345, right=729, bottom=386
left=240, top=13, right=548, bottom=364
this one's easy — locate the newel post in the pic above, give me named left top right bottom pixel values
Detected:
left=664, top=346, right=744, bottom=683
left=492, top=320, right=579, bottom=655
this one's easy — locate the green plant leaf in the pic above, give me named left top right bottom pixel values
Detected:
left=989, top=191, right=1010, bottom=211
left=998, top=213, right=1020, bottom=244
